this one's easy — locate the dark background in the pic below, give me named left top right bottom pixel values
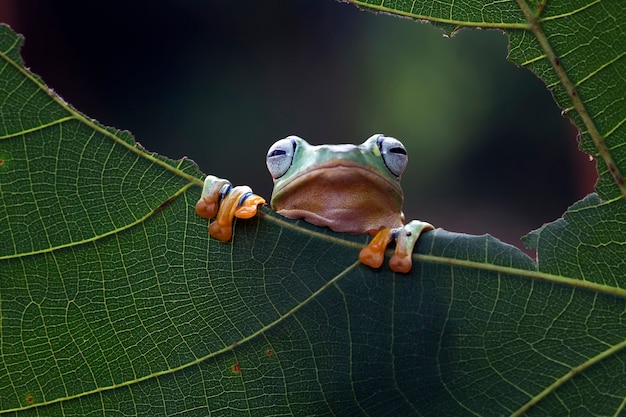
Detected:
left=1, top=0, right=596, bottom=254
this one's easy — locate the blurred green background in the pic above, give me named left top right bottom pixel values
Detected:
left=1, top=0, right=595, bottom=254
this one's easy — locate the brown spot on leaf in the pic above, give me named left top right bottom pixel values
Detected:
left=153, top=196, right=175, bottom=212
left=608, top=163, right=625, bottom=186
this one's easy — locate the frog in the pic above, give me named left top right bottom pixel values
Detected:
left=195, top=134, right=433, bottom=273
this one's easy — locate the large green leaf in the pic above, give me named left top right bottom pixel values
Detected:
left=1, top=0, right=625, bottom=414
left=349, top=0, right=626, bottom=201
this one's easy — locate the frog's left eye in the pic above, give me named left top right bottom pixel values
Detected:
left=266, top=137, right=297, bottom=179
left=376, top=136, right=408, bottom=177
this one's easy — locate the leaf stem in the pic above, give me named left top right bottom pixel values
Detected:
left=511, top=336, right=626, bottom=416
left=346, top=0, right=530, bottom=30
left=414, top=252, right=626, bottom=299
left=0, top=183, right=196, bottom=260
left=516, top=0, right=626, bottom=198
left=264, top=213, right=626, bottom=299
left=346, top=0, right=626, bottom=198
left=0, top=45, right=204, bottom=188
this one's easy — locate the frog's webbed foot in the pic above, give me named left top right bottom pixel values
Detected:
left=359, top=220, right=434, bottom=273
left=195, top=175, right=266, bottom=242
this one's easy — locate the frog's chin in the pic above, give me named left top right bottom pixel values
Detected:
left=275, top=208, right=400, bottom=235
left=271, top=164, right=404, bottom=234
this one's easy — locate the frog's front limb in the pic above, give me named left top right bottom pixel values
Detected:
left=195, top=175, right=266, bottom=242
left=359, top=220, right=434, bottom=273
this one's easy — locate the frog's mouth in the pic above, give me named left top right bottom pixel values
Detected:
left=270, top=160, right=404, bottom=234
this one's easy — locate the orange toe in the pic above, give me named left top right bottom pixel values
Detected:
left=358, top=229, right=394, bottom=269
left=234, top=194, right=266, bottom=219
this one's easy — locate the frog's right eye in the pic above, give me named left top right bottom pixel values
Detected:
left=266, top=136, right=298, bottom=179
left=376, top=135, right=408, bottom=178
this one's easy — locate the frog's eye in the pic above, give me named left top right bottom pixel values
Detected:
left=376, top=135, right=408, bottom=177
left=266, top=137, right=297, bottom=179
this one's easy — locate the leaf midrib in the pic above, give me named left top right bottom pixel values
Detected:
left=347, top=0, right=626, bottom=198
left=0, top=43, right=203, bottom=187
left=265, top=213, right=626, bottom=299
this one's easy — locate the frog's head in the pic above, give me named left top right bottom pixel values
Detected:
left=265, top=134, right=408, bottom=234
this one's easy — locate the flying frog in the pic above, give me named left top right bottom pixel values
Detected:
left=195, top=134, right=433, bottom=273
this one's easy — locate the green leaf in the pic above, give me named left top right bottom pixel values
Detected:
left=344, top=0, right=626, bottom=414
left=349, top=0, right=626, bottom=201
left=1, top=0, right=625, bottom=414
left=526, top=194, right=626, bottom=288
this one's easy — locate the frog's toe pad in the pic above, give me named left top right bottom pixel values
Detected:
left=234, top=194, right=266, bottom=219
left=389, top=253, right=412, bottom=274
left=209, top=221, right=233, bottom=242
left=389, top=221, right=434, bottom=273
left=358, top=228, right=394, bottom=269
left=359, top=221, right=434, bottom=273
left=359, top=247, right=385, bottom=269
left=195, top=198, right=218, bottom=219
